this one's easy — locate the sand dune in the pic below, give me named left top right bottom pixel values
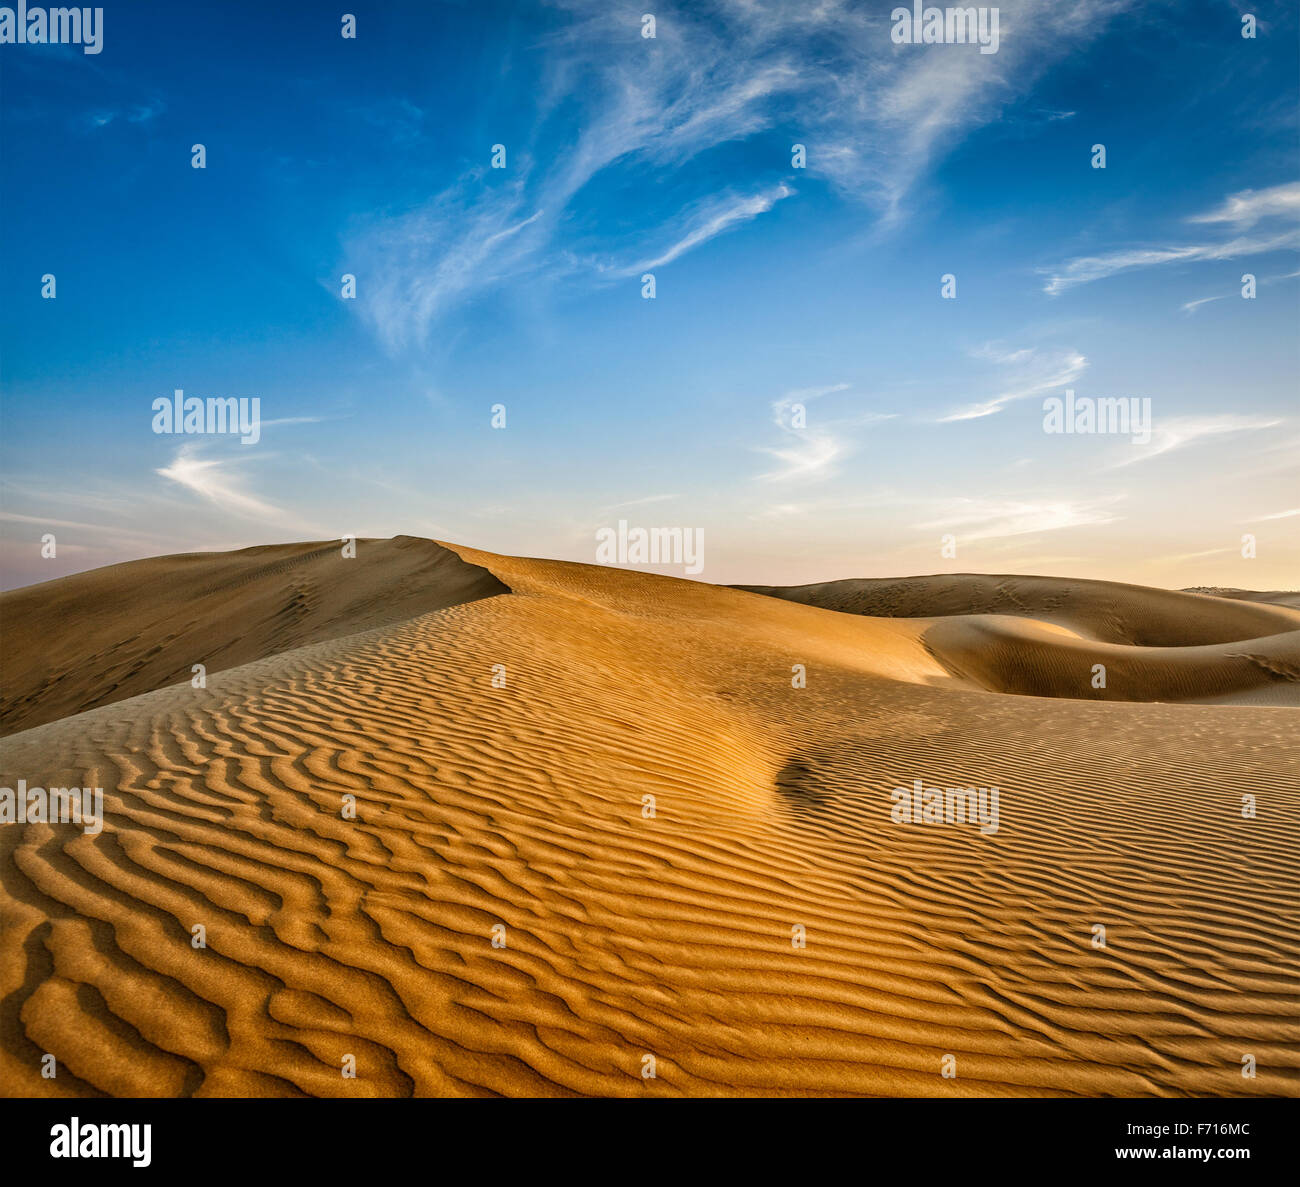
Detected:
left=1, top=541, right=1297, bottom=1097
left=1182, top=587, right=1300, bottom=612
left=738, top=572, right=1300, bottom=645
left=920, top=613, right=1300, bottom=705
left=740, top=572, right=1300, bottom=705
left=0, top=536, right=506, bottom=736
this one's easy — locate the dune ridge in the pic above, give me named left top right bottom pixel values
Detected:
left=1, top=539, right=1297, bottom=1097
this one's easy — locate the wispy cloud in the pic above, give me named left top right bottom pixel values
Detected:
left=602, top=493, right=679, bottom=512
left=350, top=0, right=1137, bottom=351
left=1181, top=267, right=1300, bottom=314
left=157, top=447, right=316, bottom=531
left=1188, top=181, right=1300, bottom=229
left=757, top=432, right=846, bottom=484
left=1045, top=182, right=1300, bottom=295
left=1045, top=230, right=1300, bottom=295
left=628, top=184, right=793, bottom=273
left=1111, top=414, right=1282, bottom=466
left=756, top=383, right=894, bottom=483
left=1252, top=507, right=1300, bottom=521
left=1153, top=546, right=1235, bottom=564
left=87, top=99, right=164, bottom=129
left=938, top=344, right=1087, bottom=421
left=358, top=180, right=548, bottom=352
left=1180, top=294, right=1228, bottom=315
left=771, top=383, right=850, bottom=425
left=913, top=494, right=1124, bottom=541
left=0, top=510, right=173, bottom=548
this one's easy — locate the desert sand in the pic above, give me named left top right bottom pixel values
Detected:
left=1, top=537, right=1297, bottom=1097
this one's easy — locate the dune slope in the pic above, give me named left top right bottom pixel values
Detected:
left=1, top=541, right=1296, bottom=1097
left=0, top=536, right=507, bottom=736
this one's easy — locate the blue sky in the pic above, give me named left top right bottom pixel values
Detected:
left=2, top=0, right=1297, bottom=589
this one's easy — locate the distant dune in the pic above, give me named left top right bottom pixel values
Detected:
left=737, top=573, right=1300, bottom=705
left=1, top=540, right=1297, bottom=1096
left=737, top=572, right=1300, bottom=644
left=1181, top=586, right=1300, bottom=612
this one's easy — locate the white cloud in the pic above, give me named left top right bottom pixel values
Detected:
left=1182, top=267, right=1300, bottom=313
left=938, top=344, right=1087, bottom=421
left=770, top=383, right=849, bottom=426
left=1153, top=546, right=1235, bottom=564
left=629, top=184, right=793, bottom=273
left=913, top=494, right=1123, bottom=541
left=756, top=431, right=846, bottom=483
left=1253, top=507, right=1300, bottom=521
left=759, top=384, right=899, bottom=486
left=756, top=383, right=895, bottom=483
left=1045, top=181, right=1300, bottom=295
left=1111, top=414, right=1282, bottom=466
left=0, top=510, right=168, bottom=547
left=1188, top=181, right=1300, bottom=229
left=1180, top=294, right=1227, bottom=315
left=157, top=447, right=316, bottom=530
left=359, top=182, right=549, bottom=352
left=1045, top=229, right=1300, bottom=295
